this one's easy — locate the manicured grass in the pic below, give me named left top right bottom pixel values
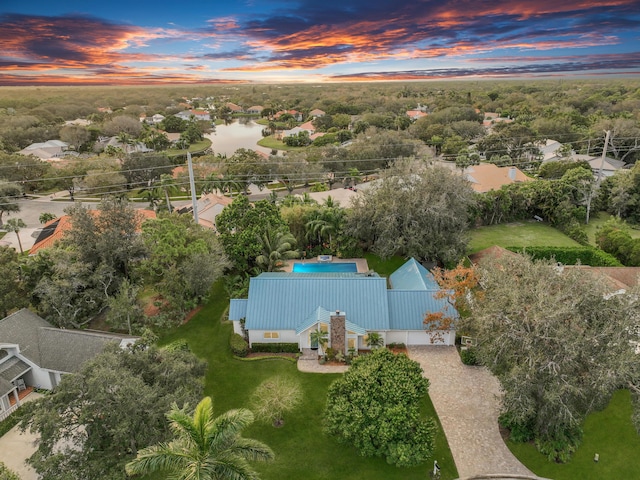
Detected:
left=158, top=279, right=458, bottom=480
left=467, top=221, right=581, bottom=254
left=257, top=136, right=306, bottom=152
left=508, top=390, right=640, bottom=480
left=364, top=253, right=407, bottom=277
left=584, top=212, right=640, bottom=246
left=165, top=138, right=212, bottom=157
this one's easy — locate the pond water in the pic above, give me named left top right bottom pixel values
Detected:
left=205, top=118, right=273, bottom=157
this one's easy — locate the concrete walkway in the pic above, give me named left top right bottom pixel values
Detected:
left=297, top=349, right=348, bottom=373
left=407, top=346, right=538, bottom=480
left=0, top=392, right=43, bottom=480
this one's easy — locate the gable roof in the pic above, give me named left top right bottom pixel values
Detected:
left=244, top=273, right=389, bottom=332
left=177, top=193, right=233, bottom=230
left=0, top=309, right=138, bottom=373
left=389, top=258, right=440, bottom=290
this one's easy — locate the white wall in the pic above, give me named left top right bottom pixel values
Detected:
left=248, top=330, right=299, bottom=347
left=232, top=321, right=243, bottom=336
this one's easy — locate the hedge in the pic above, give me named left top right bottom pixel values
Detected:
left=507, top=246, right=622, bottom=267
left=230, top=333, right=249, bottom=357
left=250, top=342, right=300, bottom=353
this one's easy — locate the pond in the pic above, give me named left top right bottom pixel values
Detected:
left=204, top=118, right=273, bottom=157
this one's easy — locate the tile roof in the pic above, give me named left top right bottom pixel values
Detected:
left=30, top=209, right=156, bottom=255
left=464, top=164, right=533, bottom=193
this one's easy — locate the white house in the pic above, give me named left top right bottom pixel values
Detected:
left=228, top=258, right=458, bottom=353
left=0, top=309, right=137, bottom=416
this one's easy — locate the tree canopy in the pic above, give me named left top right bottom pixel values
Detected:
left=324, top=348, right=436, bottom=467
left=465, top=254, right=640, bottom=461
left=22, top=340, right=207, bottom=480
left=346, top=162, right=476, bottom=264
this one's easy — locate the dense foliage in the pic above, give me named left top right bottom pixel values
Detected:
left=324, top=348, right=436, bottom=467
left=347, top=162, right=476, bottom=264
left=22, top=339, right=206, bottom=480
left=595, top=218, right=640, bottom=266
left=507, top=245, right=622, bottom=266
left=466, top=254, right=640, bottom=462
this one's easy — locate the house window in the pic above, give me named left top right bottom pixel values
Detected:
left=347, top=338, right=356, bottom=349
left=319, top=323, right=328, bottom=333
left=263, top=332, right=280, bottom=339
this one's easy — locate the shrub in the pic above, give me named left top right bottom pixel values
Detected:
left=460, top=347, right=478, bottom=366
left=0, top=461, right=20, bottom=480
left=498, top=411, right=534, bottom=443
left=230, top=333, right=249, bottom=357
left=250, top=342, right=299, bottom=354
left=324, top=347, right=336, bottom=360
left=535, top=427, right=581, bottom=463
left=324, top=348, right=436, bottom=467
left=162, top=339, right=190, bottom=352
left=507, top=246, right=622, bottom=267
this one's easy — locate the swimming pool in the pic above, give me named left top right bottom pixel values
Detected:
left=292, top=262, right=358, bottom=273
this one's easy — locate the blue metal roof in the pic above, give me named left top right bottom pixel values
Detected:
left=228, top=299, right=248, bottom=321
left=244, top=273, right=389, bottom=331
left=389, top=258, right=440, bottom=290
left=387, top=290, right=458, bottom=330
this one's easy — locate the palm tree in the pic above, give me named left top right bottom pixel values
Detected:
left=309, top=329, right=328, bottom=355
left=255, top=228, right=299, bottom=272
left=366, top=331, right=384, bottom=349
left=158, top=174, right=179, bottom=213
left=4, top=218, right=27, bottom=254
left=125, top=397, right=274, bottom=480
left=38, top=212, right=57, bottom=224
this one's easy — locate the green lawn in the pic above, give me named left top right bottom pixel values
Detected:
left=508, top=390, right=640, bottom=480
left=165, top=138, right=212, bottom=157
left=467, top=221, right=581, bottom=254
left=584, top=212, right=640, bottom=246
left=158, top=278, right=458, bottom=480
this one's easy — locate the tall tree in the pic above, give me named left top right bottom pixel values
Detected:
left=465, top=254, right=640, bottom=462
left=22, top=341, right=207, bottom=480
left=216, top=196, right=287, bottom=271
left=346, top=162, right=476, bottom=264
left=125, top=396, right=274, bottom=480
left=3, top=218, right=26, bottom=254
left=0, top=179, right=21, bottom=227
left=0, top=246, right=27, bottom=317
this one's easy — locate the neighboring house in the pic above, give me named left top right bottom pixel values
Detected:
left=406, top=110, right=428, bottom=120
left=30, top=210, right=156, bottom=255
left=176, top=193, right=233, bottom=231
left=98, top=136, right=153, bottom=154
left=282, top=126, right=305, bottom=138
left=229, top=258, right=458, bottom=352
left=539, top=139, right=567, bottom=163
left=573, top=154, right=626, bottom=178
left=142, top=113, right=166, bottom=124
left=274, top=110, right=303, bottom=122
left=0, top=309, right=137, bottom=415
left=18, top=140, right=69, bottom=160
left=482, top=112, right=513, bottom=128
left=226, top=103, right=244, bottom=113
left=64, top=118, right=91, bottom=126
left=309, top=109, right=325, bottom=118
left=299, top=120, right=316, bottom=133
left=175, top=110, right=210, bottom=121
left=246, top=106, right=264, bottom=115
left=464, top=163, right=533, bottom=193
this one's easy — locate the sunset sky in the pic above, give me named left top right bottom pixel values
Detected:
left=1, top=0, right=639, bottom=85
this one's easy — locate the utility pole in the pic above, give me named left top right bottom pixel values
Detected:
left=585, top=130, right=610, bottom=224
left=186, top=151, right=199, bottom=224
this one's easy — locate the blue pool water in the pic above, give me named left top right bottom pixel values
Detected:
left=292, top=262, right=358, bottom=273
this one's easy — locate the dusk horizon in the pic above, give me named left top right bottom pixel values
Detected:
left=1, top=0, right=639, bottom=86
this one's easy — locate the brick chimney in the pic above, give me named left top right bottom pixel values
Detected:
left=330, top=311, right=345, bottom=354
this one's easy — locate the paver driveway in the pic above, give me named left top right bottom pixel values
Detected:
left=407, top=346, right=538, bottom=479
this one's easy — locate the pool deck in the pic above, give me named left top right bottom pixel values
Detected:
left=283, top=257, right=370, bottom=273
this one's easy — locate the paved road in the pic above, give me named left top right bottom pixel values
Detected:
left=407, top=346, right=539, bottom=480
left=0, top=194, right=191, bottom=252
